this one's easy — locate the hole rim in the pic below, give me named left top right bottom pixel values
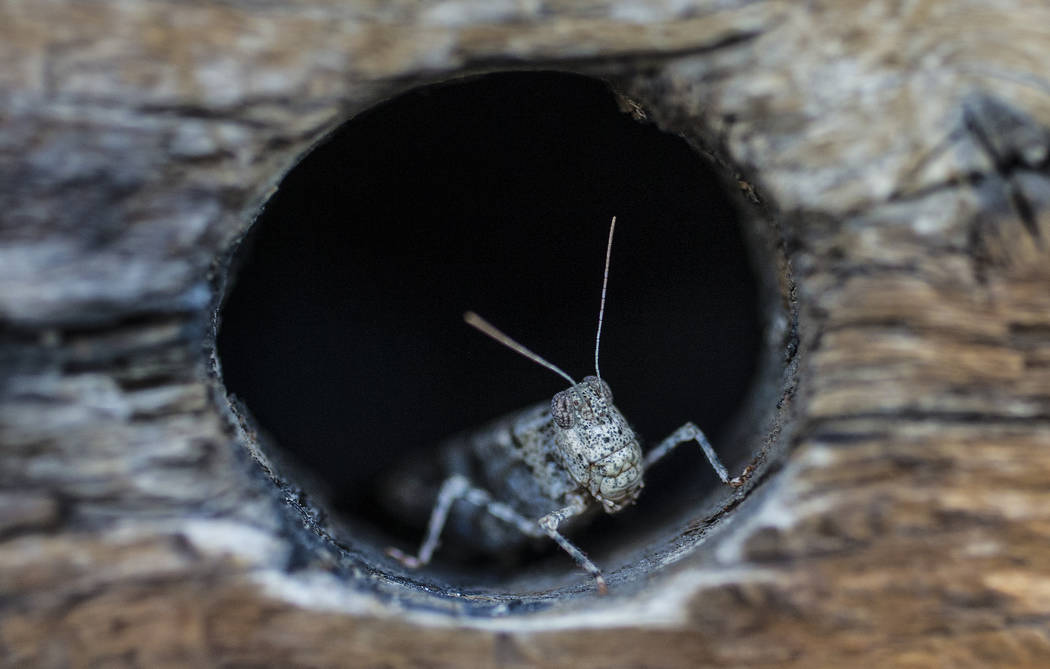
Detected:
left=204, top=69, right=799, bottom=613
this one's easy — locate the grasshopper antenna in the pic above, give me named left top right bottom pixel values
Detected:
left=464, top=311, right=578, bottom=387
left=594, top=216, right=616, bottom=390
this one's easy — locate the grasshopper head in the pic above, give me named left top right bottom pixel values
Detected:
left=552, top=376, right=644, bottom=512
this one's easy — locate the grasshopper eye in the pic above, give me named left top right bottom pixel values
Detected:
left=551, top=391, right=575, bottom=428
left=583, top=375, right=613, bottom=403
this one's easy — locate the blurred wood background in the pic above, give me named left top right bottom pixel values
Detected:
left=2, top=0, right=1049, bottom=666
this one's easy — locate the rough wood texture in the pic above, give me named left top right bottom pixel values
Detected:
left=3, top=0, right=1050, bottom=667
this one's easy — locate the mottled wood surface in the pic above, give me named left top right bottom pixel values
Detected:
left=2, top=0, right=1050, bottom=667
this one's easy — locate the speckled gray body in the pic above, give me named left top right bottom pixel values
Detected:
left=384, top=224, right=732, bottom=591
left=385, top=372, right=731, bottom=591
left=385, top=376, right=642, bottom=556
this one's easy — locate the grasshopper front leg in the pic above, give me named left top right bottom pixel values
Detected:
left=538, top=493, right=607, bottom=594
left=644, top=422, right=731, bottom=484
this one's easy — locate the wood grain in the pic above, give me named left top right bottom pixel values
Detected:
left=2, top=0, right=1049, bottom=666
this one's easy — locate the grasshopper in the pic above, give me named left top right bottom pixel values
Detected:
left=386, top=217, right=740, bottom=593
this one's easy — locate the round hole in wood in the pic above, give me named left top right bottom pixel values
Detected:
left=215, top=71, right=779, bottom=603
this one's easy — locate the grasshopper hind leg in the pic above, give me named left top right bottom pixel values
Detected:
left=386, top=475, right=609, bottom=593
left=386, top=474, right=542, bottom=568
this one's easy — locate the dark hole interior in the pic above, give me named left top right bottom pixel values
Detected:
left=217, top=71, right=762, bottom=588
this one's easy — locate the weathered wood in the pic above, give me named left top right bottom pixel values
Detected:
left=2, top=0, right=1050, bottom=667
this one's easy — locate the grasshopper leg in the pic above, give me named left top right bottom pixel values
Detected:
left=644, top=422, right=729, bottom=483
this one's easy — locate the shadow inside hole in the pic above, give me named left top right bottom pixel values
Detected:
left=217, top=71, right=762, bottom=587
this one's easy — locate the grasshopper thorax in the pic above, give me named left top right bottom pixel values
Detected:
left=552, top=376, right=644, bottom=513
